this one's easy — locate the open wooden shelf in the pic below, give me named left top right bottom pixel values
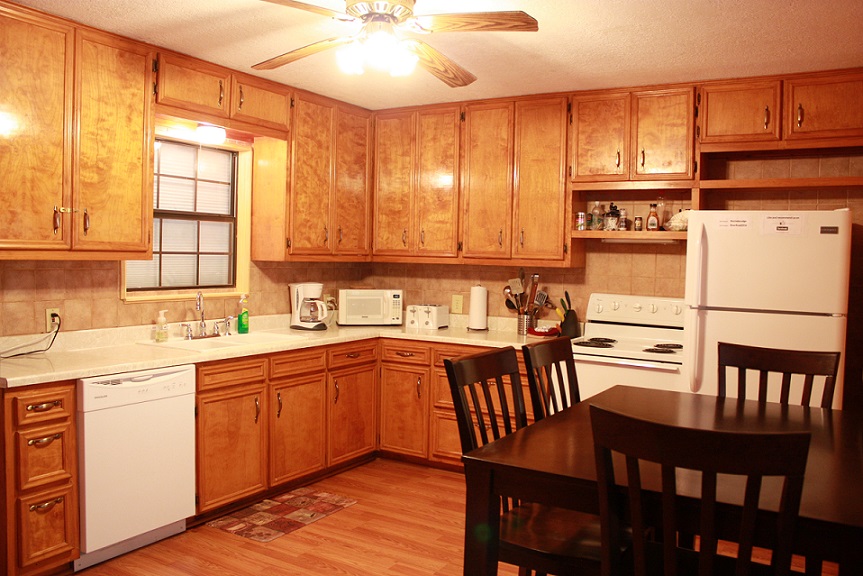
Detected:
left=699, top=176, right=863, bottom=190
left=571, top=230, right=686, bottom=241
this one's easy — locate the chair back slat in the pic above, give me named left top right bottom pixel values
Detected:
left=591, top=404, right=810, bottom=576
left=522, top=337, right=581, bottom=421
left=718, top=342, right=840, bottom=408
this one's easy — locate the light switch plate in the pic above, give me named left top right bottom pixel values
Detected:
left=451, top=294, right=464, bottom=314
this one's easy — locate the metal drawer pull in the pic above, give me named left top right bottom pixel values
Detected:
left=254, top=396, right=260, bottom=423
left=615, top=148, right=621, bottom=168
left=238, top=85, right=245, bottom=110
left=401, top=228, right=407, bottom=246
left=338, top=226, right=343, bottom=244
left=28, top=433, right=62, bottom=447
left=30, top=497, right=63, bottom=513
left=519, top=228, right=525, bottom=247
left=218, top=80, right=224, bottom=107
left=83, top=208, right=90, bottom=235
left=53, top=206, right=61, bottom=235
left=334, top=380, right=340, bottom=403
left=797, top=103, right=804, bottom=127
left=764, top=105, right=770, bottom=130
left=416, top=377, right=421, bottom=399
left=27, top=400, right=62, bottom=413
left=345, top=352, right=360, bottom=359
left=324, top=226, right=328, bottom=244
left=498, top=229, right=503, bottom=247
left=276, top=391, right=283, bottom=418
left=640, top=148, right=646, bottom=168
left=420, top=229, right=425, bottom=246
left=396, top=351, right=415, bottom=358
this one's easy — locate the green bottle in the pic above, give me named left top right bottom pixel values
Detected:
left=238, top=293, right=249, bottom=334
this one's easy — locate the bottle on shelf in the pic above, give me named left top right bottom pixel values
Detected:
left=646, top=204, right=660, bottom=231
left=605, top=202, right=620, bottom=231
left=591, top=201, right=603, bottom=230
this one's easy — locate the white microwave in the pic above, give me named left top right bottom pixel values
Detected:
left=337, top=289, right=403, bottom=326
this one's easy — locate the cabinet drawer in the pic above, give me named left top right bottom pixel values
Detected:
left=433, top=344, right=487, bottom=367
left=18, top=483, right=78, bottom=569
left=270, top=348, right=327, bottom=380
left=380, top=340, right=431, bottom=365
left=17, top=421, right=74, bottom=491
left=197, top=357, right=267, bottom=391
left=327, top=341, right=378, bottom=370
left=13, top=385, right=75, bottom=427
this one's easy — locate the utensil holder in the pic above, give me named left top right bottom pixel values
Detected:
left=560, top=309, right=580, bottom=338
left=517, top=314, right=535, bottom=335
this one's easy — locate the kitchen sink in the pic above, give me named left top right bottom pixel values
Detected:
left=140, top=331, right=305, bottom=351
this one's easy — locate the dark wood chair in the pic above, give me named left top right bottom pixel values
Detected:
left=717, top=342, right=840, bottom=408
left=590, top=404, right=811, bottom=576
left=522, top=336, right=581, bottom=421
left=445, top=346, right=603, bottom=576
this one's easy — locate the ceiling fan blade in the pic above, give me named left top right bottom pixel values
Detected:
left=411, top=11, right=538, bottom=33
left=252, top=36, right=354, bottom=70
left=258, top=0, right=355, bottom=21
left=404, top=40, right=476, bottom=88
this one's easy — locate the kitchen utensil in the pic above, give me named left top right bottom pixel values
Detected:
left=505, top=299, right=518, bottom=311
left=533, top=289, right=548, bottom=310
left=554, top=306, right=566, bottom=321
left=503, top=285, right=518, bottom=310
left=560, top=298, right=569, bottom=312
left=527, top=274, right=539, bottom=313
left=508, top=277, right=524, bottom=295
left=565, top=290, right=572, bottom=310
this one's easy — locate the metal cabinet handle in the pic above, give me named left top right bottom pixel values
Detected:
left=28, top=433, right=62, bottom=447
left=276, top=391, right=282, bottom=418
left=764, top=106, right=770, bottom=130
left=797, top=103, right=804, bottom=127
left=334, top=380, right=340, bottom=404
left=218, top=80, right=224, bottom=107
left=83, top=208, right=90, bottom=236
left=254, top=396, right=260, bottom=423
left=498, top=229, right=503, bottom=247
left=420, top=229, right=425, bottom=246
left=519, top=228, right=525, bottom=248
left=238, top=85, right=245, bottom=111
left=640, top=148, right=646, bottom=168
left=345, top=352, right=360, bottom=359
left=30, top=497, right=63, bottom=513
left=324, top=226, right=328, bottom=245
left=27, top=400, right=61, bottom=413
left=396, top=351, right=414, bottom=358
left=615, top=148, right=621, bottom=168
left=416, top=377, right=421, bottom=399
left=401, top=228, right=407, bottom=246
left=53, top=206, right=61, bottom=235
left=338, top=226, right=343, bottom=244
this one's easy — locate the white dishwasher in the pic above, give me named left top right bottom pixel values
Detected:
left=74, top=364, right=196, bottom=571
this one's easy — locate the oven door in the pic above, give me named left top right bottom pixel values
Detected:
left=572, top=353, right=687, bottom=399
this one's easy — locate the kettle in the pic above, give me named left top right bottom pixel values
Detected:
left=290, top=283, right=328, bottom=330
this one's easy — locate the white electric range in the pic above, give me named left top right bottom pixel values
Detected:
left=571, top=293, right=687, bottom=399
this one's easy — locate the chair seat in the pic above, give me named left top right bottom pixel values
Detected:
left=500, top=504, right=605, bottom=574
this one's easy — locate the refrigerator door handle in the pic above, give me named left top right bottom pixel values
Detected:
left=687, top=310, right=703, bottom=393
left=686, top=219, right=706, bottom=308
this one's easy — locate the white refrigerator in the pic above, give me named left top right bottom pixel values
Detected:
left=684, top=209, right=850, bottom=408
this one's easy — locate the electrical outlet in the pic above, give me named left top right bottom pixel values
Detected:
left=45, top=308, right=60, bottom=333
left=451, top=294, right=464, bottom=314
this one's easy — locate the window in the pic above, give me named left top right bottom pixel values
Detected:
left=126, top=140, right=238, bottom=291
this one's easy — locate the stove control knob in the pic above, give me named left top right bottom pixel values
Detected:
left=673, top=304, right=682, bottom=315
left=633, top=303, right=642, bottom=312
left=650, top=304, right=658, bottom=313
left=612, top=301, right=620, bottom=311
left=595, top=303, right=603, bottom=313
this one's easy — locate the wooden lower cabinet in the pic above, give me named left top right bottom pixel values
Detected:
left=196, top=358, right=268, bottom=513
left=327, top=341, right=378, bottom=466
left=2, top=381, right=79, bottom=576
left=379, top=341, right=431, bottom=459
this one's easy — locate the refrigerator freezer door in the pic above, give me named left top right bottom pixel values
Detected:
left=685, top=210, right=851, bottom=314
left=684, top=308, right=845, bottom=408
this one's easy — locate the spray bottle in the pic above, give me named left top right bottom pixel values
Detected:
left=237, top=294, right=249, bottom=334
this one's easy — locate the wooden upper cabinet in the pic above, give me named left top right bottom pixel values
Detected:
left=462, top=102, right=514, bottom=260
left=513, top=97, right=569, bottom=261
left=632, top=87, right=694, bottom=179
left=230, top=73, right=290, bottom=131
left=416, top=106, right=460, bottom=257
left=373, top=111, right=415, bottom=255
left=333, top=105, right=372, bottom=257
left=290, top=93, right=334, bottom=255
left=74, top=30, right=153, bottom=253
left=571, top=92, right=631, bottom=181
left=250, top=136, right=289, bottom=261
left=0, top=6, right=73, bottom=252
left=784, top=71, right=863, bottom=140
left=156, top=52, right=231, bottom=117
left=698, top=80, right=781, bottom=144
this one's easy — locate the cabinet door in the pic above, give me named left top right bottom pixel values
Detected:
left=230, top=74, right=290, bottom=130
left=328, top=364, right=376, bottom=466
left=571, top=92, right=630, bottom=181
left=18, top=483, right=78, bottom=571
left=270, top=374, right=326, bottom=485
left=416, top=106, right=460, bottom=257
left=373, top=111, right=414, bottom=255
left=784, top=72, right=863, bottom=140
left=380, top=364, right=430, bottom=458
left=250, top=136, right=289, bottom=261
left=0, top=8, right=73, bottom=251
left=513, top=97, right=568, bottom=260
left=699, top=80, right=781, bottom=143
left=461, top=102, right=513, bottom=260
left=290, top=93, right=334, bottom=255
left=333, top=106, right=371, bottom=257
left=156, top=52, right=230, bottom=117
left=429, top=368, right=463, bottom=466
left=196, top=384, right=267, bottom=512
left=74, top=30, right=153, bottom=253
left=631, top=87, right=694, bottom=179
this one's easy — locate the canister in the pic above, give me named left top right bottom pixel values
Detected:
left=576, top=212, right=586, bottom=231
left=634, top=216, right=643, bottom=231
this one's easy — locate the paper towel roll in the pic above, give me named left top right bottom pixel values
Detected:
left=468, top=285, right=488, bottom=330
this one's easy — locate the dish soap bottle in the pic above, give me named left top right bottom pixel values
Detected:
left=237, top=294, right=249, bottom=334
left=155, top=309, right=169, bottom=342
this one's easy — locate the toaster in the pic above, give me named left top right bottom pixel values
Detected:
left=406, top=304, right=449, bottom=329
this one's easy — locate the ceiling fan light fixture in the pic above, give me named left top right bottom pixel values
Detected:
left=336, top=17, right=418, bottom=78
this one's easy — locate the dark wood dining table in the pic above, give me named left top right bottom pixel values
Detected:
left=461, top=385, right=863, bottom=575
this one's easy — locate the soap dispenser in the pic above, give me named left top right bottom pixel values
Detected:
left=155, top=309, right=169, bottom=342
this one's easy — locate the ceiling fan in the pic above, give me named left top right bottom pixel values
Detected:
left=252, top=0, right=538, bottom=87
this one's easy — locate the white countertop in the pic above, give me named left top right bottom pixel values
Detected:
left=0, top=314, right=552, bottom=388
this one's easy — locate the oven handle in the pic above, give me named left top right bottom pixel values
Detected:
left=573, top=356, right=682, bottom=372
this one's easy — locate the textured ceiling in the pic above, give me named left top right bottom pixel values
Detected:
left=12, top=0, right=863, bottom=110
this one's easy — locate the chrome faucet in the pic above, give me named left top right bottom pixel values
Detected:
left=195, top=291, right=207, bottom=337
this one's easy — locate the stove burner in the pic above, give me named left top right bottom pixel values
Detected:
left=574, top=340, right=615, bottom=349
left=643, top=347, right=677, bottom=354
left=654, top=343, right=683, bottom=349
left=588, top=337, right=617, bottom=344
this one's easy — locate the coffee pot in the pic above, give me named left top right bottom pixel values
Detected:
left=289, top=283, right=328, bottom=330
